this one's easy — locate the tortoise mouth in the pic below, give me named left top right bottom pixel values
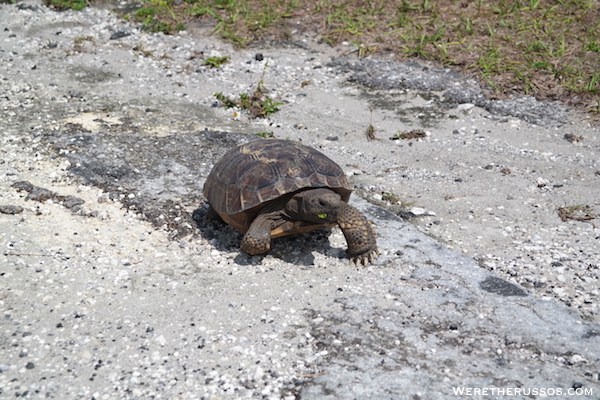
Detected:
left=310, top=209, right=338, bottom=224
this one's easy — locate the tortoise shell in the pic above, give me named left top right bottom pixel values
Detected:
left=203, top=139, right=352, bottom=234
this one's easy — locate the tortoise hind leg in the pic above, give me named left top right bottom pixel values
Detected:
left=337, top=203, right=379, bottom=265
left=203, top=205, right=223, bottom=223
left=241, top=214, right=273, bottom=255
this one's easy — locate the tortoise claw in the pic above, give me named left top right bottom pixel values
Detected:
left=350, top=247, right=380, bottom=266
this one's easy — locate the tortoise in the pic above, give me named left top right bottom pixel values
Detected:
left=203, top=139, right=379, bottom=265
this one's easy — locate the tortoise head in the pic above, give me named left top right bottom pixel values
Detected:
left=286, top=188, right=342, bottom=224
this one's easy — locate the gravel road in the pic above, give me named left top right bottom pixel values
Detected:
left=1, top=1, right=599, bottom=399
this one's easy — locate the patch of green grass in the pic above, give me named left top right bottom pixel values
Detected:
left=130, top=0, right=599, bottom=109
left=130, top=0, right=185, bottom=34
left=44, top=0, right=87, bottom=10
left=214, top=83, right=283, bottom=118
left=381, top=191, right=401, bottom=204
left=255, top=131, right=275, bottom=138
left=202, top=55, right=230, bottom=68
left=390, top=129, right=427, bottom=140
left=186, top=0, right=298, bottom=46
left=586, top=73, right=600, bottom=93
left=366, top=1, right=596, bottom=102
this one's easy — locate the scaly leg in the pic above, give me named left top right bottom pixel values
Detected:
left=240, top=214, right=273, bottom=255
left=337, top=203, right=379, bottom=265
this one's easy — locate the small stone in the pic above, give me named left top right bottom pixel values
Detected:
left=156, top=335, right=167, bottom=346
left=564, top=133, right=583, bottom=143
left=345, top=168, right=363, bottom=177
left=536, top=177, right=549, bottom=188
left=570, top=354, right=585, bottom=363
left=457, top=103, right=475, bottom=110
left=410, top=207, right=427, bottom=216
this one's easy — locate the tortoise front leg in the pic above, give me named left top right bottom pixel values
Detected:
left=337, top=203, right=379, bottom=265
left=241, top=214, right=273, bottom=255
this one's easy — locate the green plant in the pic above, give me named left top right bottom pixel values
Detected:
left=381, top=192, right=401, bottom=204
left=132, top=44, right=154, bottom=57
left=214, top=92, right=237, bottom=108
left=390, top=129, right=427, bottom=140
left=203, top=56, right=230, bottom=68
left=214, top=83, right=283, bottom=118
left=584, top=38, right=600, bottom=52
left=44, top=0, right=86, bottom=10
left=586, top=73, right=600, bottom=92
left=255, top=132, right=275, bottom=138
left=460, top=17, right=475, bottom=35
left=557, top=205, right=596, bottom=222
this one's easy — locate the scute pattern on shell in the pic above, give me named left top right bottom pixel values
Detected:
left=204, top=139, right=351, bottom=216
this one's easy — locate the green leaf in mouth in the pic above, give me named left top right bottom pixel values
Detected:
left=318, top=213, right=328, bottom=219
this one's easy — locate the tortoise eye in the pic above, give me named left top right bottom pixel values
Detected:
left=319, top=200, right=326, bottom=207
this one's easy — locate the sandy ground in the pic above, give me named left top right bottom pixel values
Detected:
left=1, top=1, right=599, bottom=399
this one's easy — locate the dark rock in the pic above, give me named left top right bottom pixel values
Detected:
left=479, top=276, right=528, bottom=297
left=61, top=195, right=85, bottom=209
left=109, top=30, right=131, bottom=40
left=17, top=3, right=39, bottom=11
left=0, top=205, right=24, bottom=214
